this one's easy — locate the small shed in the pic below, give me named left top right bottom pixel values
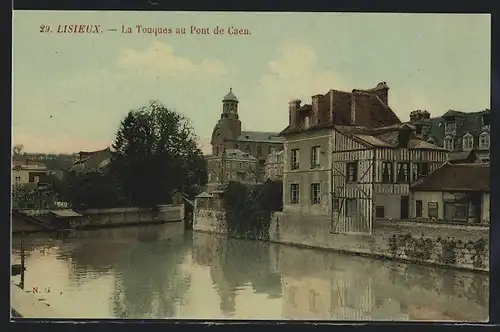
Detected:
left=48, top=209, right=83, bottom=229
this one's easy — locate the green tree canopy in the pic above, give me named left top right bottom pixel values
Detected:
left=111, top=101, right=207, bottom=208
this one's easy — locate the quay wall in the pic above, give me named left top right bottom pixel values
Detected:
left=13, top=204, right=184, bottom=232
left=193, top=208, right=489, bottom=272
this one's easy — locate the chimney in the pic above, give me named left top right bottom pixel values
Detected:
left=409, top=110, right=420, bottom=124
left=350, top=91, right=358, bottom=125
left=289, top=99, right=301, bottom=128
left=375, top=81, right=389, bottom=105
left=421, top=110, right=430, bottom=119
left=311, top=94, right=322, bottom=125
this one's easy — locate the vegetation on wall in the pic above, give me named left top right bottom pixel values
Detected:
left=387, top=233, right=488, bottom=269
left=223, top=180, right=283, bottom=240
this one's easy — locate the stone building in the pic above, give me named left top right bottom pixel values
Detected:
left=204, top=148, right=259, bottom=191
left=408, top=109, right=490, bottom=163
left=279, top=82, right=447, bottom=234
left=410, top=162, right=489, bottom=225
left=264, top=150, right=284, bottom=182
left=209, top=89, right=284, bottom=177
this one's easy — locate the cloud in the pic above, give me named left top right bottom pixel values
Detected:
left=117, top=41, right=235, bottom=78
left=240, top=40, right=354, bottom=132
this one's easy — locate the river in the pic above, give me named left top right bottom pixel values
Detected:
left=11, top=223, right=488, bottom=321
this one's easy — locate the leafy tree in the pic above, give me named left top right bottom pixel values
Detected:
left=111, top=101, right=207, bottom=208
left=11, top=184, right=36, bottom=209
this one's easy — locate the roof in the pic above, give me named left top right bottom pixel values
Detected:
left=195, top=192, right=214, bottom=198
left=235, top=131, right=284, bottom=143
left=447, top=150, right=479, bottom=163
left=72, top=148, right=111, bottom=170
left=280, top=82, right=401, bottom=136
left=12, top=158, right=47, bottom=170
left=334, top=124, right=446, bottom=150
left=409, top=109, right=490, bottom=146
left=225, top=149, right=257, bottom=160
left=49, top=209, right=83, bottom=218
left=223, top=88, right=238, bottom=102
left=411, top=163, right=489, bottom=192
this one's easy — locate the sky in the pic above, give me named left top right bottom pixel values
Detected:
left=12, top=11, right=491, bottom=154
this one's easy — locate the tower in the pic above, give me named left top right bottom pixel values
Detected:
left=219, top=88, right=242, bottom=140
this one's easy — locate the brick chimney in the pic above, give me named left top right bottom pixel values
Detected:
left=289, top=99, right=301, bottom=128
left=311, top=94, right=322, bottom=125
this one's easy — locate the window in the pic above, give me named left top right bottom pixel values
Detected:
left=304, top=116, right=310, bottom=129
left=268, top=145, right=273, bottom=155
left=428, top=202, right=438, bottom=219
left=291, top=149, right=299, bottom=170
left=427, top=137, right=435, bottom=145
left=412, top=162, right=429, bottom=181
left=482, top=115, right=490, bottom=127
left=290, top=184, right=300, bottom=204
left=396, top=162, right=410, bottom=182
left=214, top=146, right=219, bottom=156
left=256, top=145, right=263, bottom=158
left=375, top=206, right=385, bottom=218
left=345, top=199, right=357, bottom=217
left=15, top=176, right=21, bottom=182
left=381, top=162, right=393, bottom=183
left=479, top=133, right=490, bottom=149
left=416, top=200, right=423, bottom=218
left=310, top=183, right=320, bottom=204
left=310, top=146, right=320, bottom=168
left=346, top=162, right=358, bottom=182
left=462, top=134, right=473, bottom=150
left=244, top=144, right=251, bottom=154
left=333, top=198, right=340, bottom=210
left=309, top=290, right=319, bottom=312
left=444, top=137, right=454, bottom=151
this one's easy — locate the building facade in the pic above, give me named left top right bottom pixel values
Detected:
left=12, top=158, right=48, bottom=185
left=408, top=109, right=490, bottom=163
left=264, top=150, right=284, bottom=181
left=410, top=162, right=489, bottom=224
left=72, top=148, right=112, bottom=171
left=210, top=88, right=284, bottom=167
left=280, top=82, right=447, bottom=235
left=205, top=149, right=259, bottom=191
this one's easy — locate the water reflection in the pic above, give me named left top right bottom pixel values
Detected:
left=11, top=225, right=488, bottom=321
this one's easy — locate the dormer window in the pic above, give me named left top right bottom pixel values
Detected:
left=444, top=120, right=456, bottom=134
left=479, top=132, right=490, bottom=149
left=444, top=136, right=454, bottom=151
left=462, top=133, right=473, bottom=151
left=482, top=114, right=490, bottom=128
left=426, top=137, right=435, bottom=145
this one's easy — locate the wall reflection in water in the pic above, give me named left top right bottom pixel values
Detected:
left=11, top=225, right=488, bottom=321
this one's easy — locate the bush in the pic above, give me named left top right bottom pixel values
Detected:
left=223, top=180, right=283, bottom=240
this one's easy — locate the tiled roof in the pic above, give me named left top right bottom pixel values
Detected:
left=334, top=124, right=446, bottom=151
left=235, top=131, right=284, bottom=143
left=72, top=148, right=111, bottom=170
left=280, top=83, right=401, bottom=136
left=411, top=162, right=489, bottom=192
left=410, top=109, right=490, bottom=146
left=447, top=150, right=479, bottom=163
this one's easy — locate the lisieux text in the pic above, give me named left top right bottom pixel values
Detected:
left=38, top=24, right=251, bottom=36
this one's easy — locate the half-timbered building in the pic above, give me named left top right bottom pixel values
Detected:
left=330, top=124, right=447, bottom=234
left=279, top=82, right=447, bottom=235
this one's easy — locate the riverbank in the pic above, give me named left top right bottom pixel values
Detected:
left=12, top=204, right=185, bottom=234
left=193, top=209, right=489, bottom=273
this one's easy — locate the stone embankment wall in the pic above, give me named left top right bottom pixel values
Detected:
left=270, top=212, right=489, bottom=272
left=193, top=209, right=227, bottom=234
left=15, top=205, right=184, bottom=230
left=192, top=208, right=489, bottom=272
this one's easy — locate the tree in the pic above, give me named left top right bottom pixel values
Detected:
left=111, top=101, right=207, bottom=209
left=13, top=144, right=24, bottom=156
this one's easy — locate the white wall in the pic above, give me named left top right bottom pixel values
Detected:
left=373, top=194, right=401, bottom=220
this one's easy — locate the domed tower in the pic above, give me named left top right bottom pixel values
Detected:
left=222, top=88, right=239, bottom=118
